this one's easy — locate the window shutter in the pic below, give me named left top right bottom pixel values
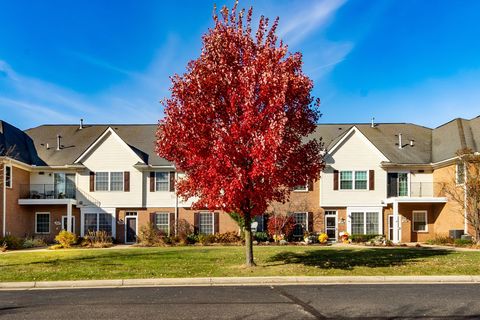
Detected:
left=124, top=171, right=130, bottom=192
left=369, top=170, right=375, bottom=190
left=150, top=172, right=155, bottom=192
left=214, top=212, right=219, bottom=234
left=333, top=170, right=339, bottom=190
left=169, top=172, right=175, bottom=192
left=150, top=212, right=156, bottom=225
left=89, top=171, right=95, bottom=192
left=308, top=212, right=314, bottom=232
left=169, top=212, right=175, bottom=236
left=308, top=179, right=314, bottom=191
left=194, top=212, right=200, bottom=234
left=263, top=215, right=269, bottom=232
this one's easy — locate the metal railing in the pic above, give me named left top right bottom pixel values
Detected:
left=20, top=184, right=76, bottom=200
left=387, top=182, right=444, bottom=198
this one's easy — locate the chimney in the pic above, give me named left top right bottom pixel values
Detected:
left=56, top=135, right=61, bottom=151
left=398, top=133, right=403, bottom=149
left=410, top=139, right=415, bottom=147
left=46, top=143, right=50, bottom=150
left=371, top=117, right=376, bottom=128
left=79, top=118, right=84, bottom=130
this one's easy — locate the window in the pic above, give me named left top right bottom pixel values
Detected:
left=340, top=171, right=353, bottom=189
left=35, top=213, right=50, bottom=234
left=387, top=172, right=409, bottom=197
left=155, top=172, right=169, bottom=191
left=350, top=210, right=380, bottom=235
left=293, top=184, right=308, bottom=192
left=340, top=171, right=368, bottom=190
left=413, top=211, right=427, bottom=232
left=61, top=216, right=76, bottom=232
left=95, top=172, right=109, bottom=191
left=110, top=172, right=124, bottom=191
left=293, top=212, right=307, bottom=237
left=155, top=212, right=170, bottom=235
left=354, top=171, right=367, bottom=190
left=398, top=173, right=408, bottom=196
left=83, top=212, right=113, bottom=235
left=199, top=212, right=213, bottom=234
left=5, top=165, right=12, bottom=188
left=456, top=163, right=465, bottom=185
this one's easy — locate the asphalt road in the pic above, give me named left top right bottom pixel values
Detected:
left=1, top=284, right=480, bottom=319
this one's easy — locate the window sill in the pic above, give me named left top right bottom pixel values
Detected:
left=292, top=190, right=309, bottom=193
left=413, top=230, right=429, bottom=233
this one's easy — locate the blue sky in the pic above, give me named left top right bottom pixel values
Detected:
left=1, top=0, right=479, bottom=129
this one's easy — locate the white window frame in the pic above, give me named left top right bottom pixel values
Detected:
left=155, top=212, right=170, bottom=236
left=347, top=207, right=382, bottom=235
left=293, top=183, right=309, bottom=192
left=340, top=170, right=369, bottom=191
left=198, top=212, right=214, bottom=235
left=35, top=212, right=50, bottom=234
left=412, top=210, right=428, bottom=232
left=456, top=162, right=465, bottom=185
left=155, top=172, right=170, bottom=192
left=61, top=215, right=76, bottom=232
left=95, top=172, right=124, bottom=192
left=5, top=165, right=12, bottom=188
left=293, top=212, right=308, bottom=236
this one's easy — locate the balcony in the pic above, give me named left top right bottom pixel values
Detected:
left=387, top=182, right=444, bottom=198
left=20, top=184, right=76, bottom=200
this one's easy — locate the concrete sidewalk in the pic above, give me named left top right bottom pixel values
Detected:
left=2, top=275, right=480, bottom=290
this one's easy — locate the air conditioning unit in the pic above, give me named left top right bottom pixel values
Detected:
left=449, top=229, right=464, bottom=239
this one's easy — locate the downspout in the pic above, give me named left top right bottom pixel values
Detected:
left=464, top=162, right=468, bottom=235
left=175, top=171, right=179, bottom=237
left=2, top=162, right=6, bottom=237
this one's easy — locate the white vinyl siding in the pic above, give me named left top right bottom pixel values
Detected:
left=35, top=213, right=50, bottom=234
left=413, top=211, right=428, bottom=232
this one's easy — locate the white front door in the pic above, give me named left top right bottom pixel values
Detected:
left=62, top=216, right=75, bottom=232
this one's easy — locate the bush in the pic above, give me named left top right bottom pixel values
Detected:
left=454, top=238, right=473, bottom=247
left=426, top=235, right=454, bottom=245
left=1, top=242, right=7, bottom=252
left=186, top=233, right=199, bottom=244
left=214, top=232, right=242, bottom=244
left=177, top=219, right=194, bottom=245
left=318, top=233, right=328, bottom=244
left=137, top=224, right=167, bottom=247
left=198, top=234, right=215, bottom=245
left=54, top=230, right=77, bottom=248
left=253, top=232, right=270, bottom=242
left=267, top=215, right=296, bottom=241
left=81, top=231, right=113, bottom=248
left=22, top=237, right=47, bottom=249
left=351, top=234, right=383, bottom=243
left=0, top=235, right=23, bottom=250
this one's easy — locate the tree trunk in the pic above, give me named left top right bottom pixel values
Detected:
left=243, top=210, right=255, bottom=267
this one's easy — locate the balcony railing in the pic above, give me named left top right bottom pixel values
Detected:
left=387, top=182, right=444, bottom=198
left=20, top=184, right=76, bottom=200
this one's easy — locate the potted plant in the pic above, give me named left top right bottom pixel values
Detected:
left=339, top=231, right=350, bottom=244
left=318, top=233, right=329, bottom=244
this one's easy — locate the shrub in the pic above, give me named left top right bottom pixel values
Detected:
left=214, top=232, right=242, bottom=244
left=22, top=237, right=47, bottom=249
left=81, top=231, right=113, bottom=248
left=318, top=233, right=328, bottom=244
left=1, top=242, right=7, bottom=252
left=267, top=215, right=296, bottom=241
left=0, top=235, right=23, bottom=250
left=253, top=231, right=270, bottom=242
left=137, top=224, right=166, bottom=247
left=177, top=219, right=194, bottom=245
left=351, top=234, right=383, bottom=243
left=426, top=235, right=454, bottom=245
left=54, top=230, right=77, bottom=248
left=366, top=235, right=386, bottom=246
left=454, top=238, right=474, bottom=247
left=198, top=234, right=215, bottom=245
left=186, top=233, right=198, bottom=244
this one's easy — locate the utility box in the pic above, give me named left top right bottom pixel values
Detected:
left=461, top=234, right=473, bottom=241
left=449, top=229, right=464, bottom=239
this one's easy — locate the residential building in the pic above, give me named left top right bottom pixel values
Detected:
left=1, top=116, right=479, bottom=243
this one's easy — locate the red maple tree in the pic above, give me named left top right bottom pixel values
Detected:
left=157, top=4, right=324, bottom=266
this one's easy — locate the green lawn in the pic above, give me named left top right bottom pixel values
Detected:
left=1, top=246, right=480, bottom=282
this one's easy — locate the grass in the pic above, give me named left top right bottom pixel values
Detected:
left=1, top=246, right=480, bottom=282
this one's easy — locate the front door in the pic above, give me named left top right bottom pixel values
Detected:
left=125, top=217, right=137, bottom=243
left=388, top=215, right=393, bottom=241
left=325, top=214, right=337, bottom=242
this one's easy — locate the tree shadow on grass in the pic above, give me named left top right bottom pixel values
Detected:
left=266, top=248, right=452, bottom=270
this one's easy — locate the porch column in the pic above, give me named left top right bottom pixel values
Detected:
left=67, top=202, right=72, bottom=233
left=393, top=200, right=400, bottom=244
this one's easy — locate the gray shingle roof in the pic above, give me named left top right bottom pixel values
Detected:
left=1, top=116, right=478, bottom=167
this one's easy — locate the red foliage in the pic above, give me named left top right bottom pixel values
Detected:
left=267, top=215, right=296, bottom=239
left=156, top=4, right=324, bottom=219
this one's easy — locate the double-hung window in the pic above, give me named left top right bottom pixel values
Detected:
left=35, top=213, right=50, bottom=234
left=293, top=212, right=308, bottom=237
left=350, top=210, right=380, bottom=235
left=95, top=172, right=124, bottom=191
left=413, top=211, right=427, bottom=232
left=155, top=212, right=170, bottom=235
left=340, top=170, right=367, bottom=190
left=83, top=212, right=113, bottom=235
left=155, top=172, right=169, bottom=191
left=293, top=184, right=308, bottom=192
left=199, top=212, right=213, bottom=235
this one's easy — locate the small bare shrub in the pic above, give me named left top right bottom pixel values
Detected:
left=81, top=231, right=113, bottom=248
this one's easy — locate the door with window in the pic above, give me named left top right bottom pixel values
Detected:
left=62, top=216, right=75, bottom=232
left=325, top=211, right=337, bottom=241
left=125, top=216, right=137, bottom=243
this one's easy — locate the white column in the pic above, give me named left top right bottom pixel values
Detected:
left=67, top=202, right=72, bottom=232
left=393, top=200, right=399, bottom=244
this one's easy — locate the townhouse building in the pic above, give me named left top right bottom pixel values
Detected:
left=0, top=116, right=479, bottom=244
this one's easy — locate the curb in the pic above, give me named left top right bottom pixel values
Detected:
left=1, top=276, right=480, bottom=290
